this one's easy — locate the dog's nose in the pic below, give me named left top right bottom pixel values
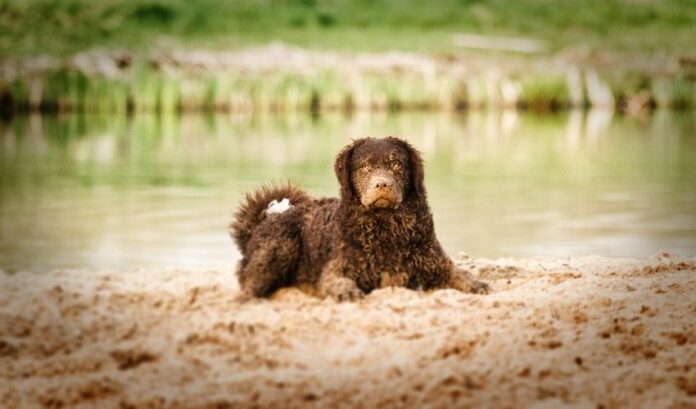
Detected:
left=372, top=177, right=393, bottom=189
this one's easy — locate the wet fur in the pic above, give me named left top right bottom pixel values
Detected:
left=230, top=137, right=489, bottom=300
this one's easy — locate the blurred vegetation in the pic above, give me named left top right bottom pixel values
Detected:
left=2, top=63, right=694, bottom=114
left=1, top=0, right=695, bottom=56
left=1, top=1, right=694, bottom=113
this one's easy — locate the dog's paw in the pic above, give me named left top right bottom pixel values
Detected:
left=335, top=286, right=364, bottom=302
left=469, top=280, right=491, bottom=295
left=321, top=277, right=364, bottom=302
left=450, top=269, right=491, bottom=295
left=233, top=290, right=256, bottom=303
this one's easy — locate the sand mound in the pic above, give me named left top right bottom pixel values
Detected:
left=1, top=254, right=695, bottom=408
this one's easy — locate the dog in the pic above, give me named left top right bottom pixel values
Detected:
left=230, top=136, right=489, bottom=301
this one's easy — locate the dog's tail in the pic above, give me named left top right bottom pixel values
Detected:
left=230, top=182, right=311, bottom=254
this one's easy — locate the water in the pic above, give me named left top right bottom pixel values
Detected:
left=1, top=110, right=695, bottom=273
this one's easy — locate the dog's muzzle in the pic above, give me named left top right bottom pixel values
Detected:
left=360, top=173, right=402, bottom=208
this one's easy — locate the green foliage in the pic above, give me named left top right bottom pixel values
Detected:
left=2, top=63, right=694, bottom=113
left=519, top=75, right=570, bottom=110
left=652, top=76, right=696, bottom=109
left=1, top=0, right=695, bottom=56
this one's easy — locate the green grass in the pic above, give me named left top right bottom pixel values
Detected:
left=519, top=75, right=570, bottom=110
left=1, top=0, right=695, bottom=113
left=2, top=64, right=694, bottom=113
left=1, top=0, right=695, bottom=56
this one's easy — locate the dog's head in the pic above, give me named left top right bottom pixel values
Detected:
left=334, top=137, right=426, bottom=209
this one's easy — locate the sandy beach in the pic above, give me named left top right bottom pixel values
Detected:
left=1, top=253, right=695, bottom=408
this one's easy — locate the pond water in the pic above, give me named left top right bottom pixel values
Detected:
left=1, top=110, right=695, bottom=273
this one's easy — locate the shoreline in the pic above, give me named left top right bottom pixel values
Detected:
left=2, top=44, right=694, bottom=115
left=1, top=253, right=695, bottom=408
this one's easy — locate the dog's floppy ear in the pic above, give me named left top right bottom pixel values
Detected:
left=334, top=138, right=367, bottom=202
left=387, top=137, right=426, bottom=206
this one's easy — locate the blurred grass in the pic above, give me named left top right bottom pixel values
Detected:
left=1, top=0, right=695, bottom=56
left=2, top=65, right=694, bottom=113
left=1, top=1, right=694, bottom=112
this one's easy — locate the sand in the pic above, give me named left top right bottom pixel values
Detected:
left=1, top=253, right=695, bottom=409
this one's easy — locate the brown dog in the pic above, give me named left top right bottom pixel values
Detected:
left=230, top=137, right=489, bottom=301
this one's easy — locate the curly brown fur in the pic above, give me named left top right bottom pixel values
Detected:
left=230, top=137, right=489, bottom=300
left=230, top=183, right=311, bottom=254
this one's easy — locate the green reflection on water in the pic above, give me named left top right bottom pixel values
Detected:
left=1, top=111, right=695, bottom=273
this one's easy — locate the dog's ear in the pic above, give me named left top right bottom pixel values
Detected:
left=334, top=138, right=366, bottom=202
left=387, top=137, right=426, bottom=206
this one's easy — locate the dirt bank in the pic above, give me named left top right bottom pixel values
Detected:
left=1, top=254, right=695, bottom=408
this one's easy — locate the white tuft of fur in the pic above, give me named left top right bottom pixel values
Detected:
left=266, top=198, right=292, bottom=215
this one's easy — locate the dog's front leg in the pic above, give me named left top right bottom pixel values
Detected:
left=412, top=246, right=490, bottom=294
left=318, top=258, right=364, bottom=302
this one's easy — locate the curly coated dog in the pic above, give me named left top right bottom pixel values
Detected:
left=230, top=136, right=490, bottom=301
